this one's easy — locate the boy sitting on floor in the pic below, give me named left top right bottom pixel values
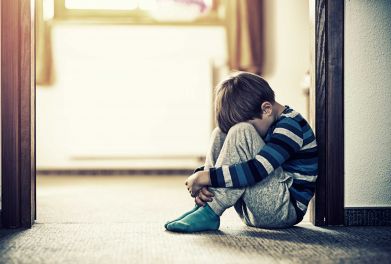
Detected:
left=165, top=72, right=318, bottom=232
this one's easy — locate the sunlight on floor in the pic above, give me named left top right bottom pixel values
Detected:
left=36, top=174, right=240, bottom=224
left=36, top=174, right=312, bottom=225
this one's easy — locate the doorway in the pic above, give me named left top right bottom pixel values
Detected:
left=1, top=0, right=344, bottom=228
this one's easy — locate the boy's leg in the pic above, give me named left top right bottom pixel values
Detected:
left=167, top=121, right=297, bottom=231
left=166, top=123, right=262, bottom=232
left=164, top=127, right=227, bottom=229
left=234, top=168, right=297, bottom=228
left=203, top=126, right=227, bottom=169
left=205, top=123, right=296, bottom=228
left=207, top=122, right=265, bottom=215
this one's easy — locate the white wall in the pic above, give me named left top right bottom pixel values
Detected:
left=345, top=0, right=391, bottom=207
left=37, top=1, right=311, bottom=170
left=262, top=0, right=310, bottom=119
left=37, top=24, right=227, bottom=169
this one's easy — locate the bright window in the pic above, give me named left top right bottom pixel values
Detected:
left=59, top=0, right=219, bottom=23
left=65, top=0, right=138, bottom=10
left=64, top=0, right=213, bottom=12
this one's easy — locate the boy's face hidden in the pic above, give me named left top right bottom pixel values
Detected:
left=248, top=102, right=275, bottom=137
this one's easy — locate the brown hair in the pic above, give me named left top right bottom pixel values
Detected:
left=215, top=72, right=275, bottom=133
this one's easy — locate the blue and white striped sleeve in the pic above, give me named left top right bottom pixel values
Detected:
left=208, top=118, right=304, bottom=188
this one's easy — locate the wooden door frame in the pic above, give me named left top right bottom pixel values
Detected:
left=312, top=0, right=344, bottom=226
left=1, top=0, right=36, bottom=228
left=0, top=0, right=343, bottom=228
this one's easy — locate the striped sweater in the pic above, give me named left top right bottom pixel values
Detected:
left=201, top=106, right=318, bottom=223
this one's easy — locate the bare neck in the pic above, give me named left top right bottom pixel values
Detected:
left=272, top=102, right=286, bottom=121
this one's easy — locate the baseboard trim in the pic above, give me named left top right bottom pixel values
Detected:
left=37, top=169, right=194, bottom=176
left=345, top=207, right=391, bottom=226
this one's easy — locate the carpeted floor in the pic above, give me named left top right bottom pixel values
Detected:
left=0, top=175, right=390, bottom=264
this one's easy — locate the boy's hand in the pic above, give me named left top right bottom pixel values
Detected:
left=195, top=187, right=214, bottom=207
left=185, top=170, right=211, bottom=197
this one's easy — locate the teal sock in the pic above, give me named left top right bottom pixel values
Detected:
left=166, top=204, right=220, bottom=233
left=164, top=204, right=199, bottom=228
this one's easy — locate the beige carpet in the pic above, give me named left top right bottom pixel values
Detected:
left=0, top=175, right=390, bottom=264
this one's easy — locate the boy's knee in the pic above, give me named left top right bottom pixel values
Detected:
left=210, top=127, right=227, bottom=144
left=227, top=122, right=257, bottom=139
left=211, top=127, right=225, bottom=137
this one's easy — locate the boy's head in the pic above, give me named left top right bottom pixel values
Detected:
left=215, top=71, right=275, bottom=134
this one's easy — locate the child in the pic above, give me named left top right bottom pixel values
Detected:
left=165, top=72, right=318, bottom=232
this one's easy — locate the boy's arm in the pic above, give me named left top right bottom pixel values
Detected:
left=208, top=118, right=304, bottom=188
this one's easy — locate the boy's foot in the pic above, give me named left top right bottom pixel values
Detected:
left=166, top=204, right=220, bottom=233
left=164, top=204, right=199, bottom=228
